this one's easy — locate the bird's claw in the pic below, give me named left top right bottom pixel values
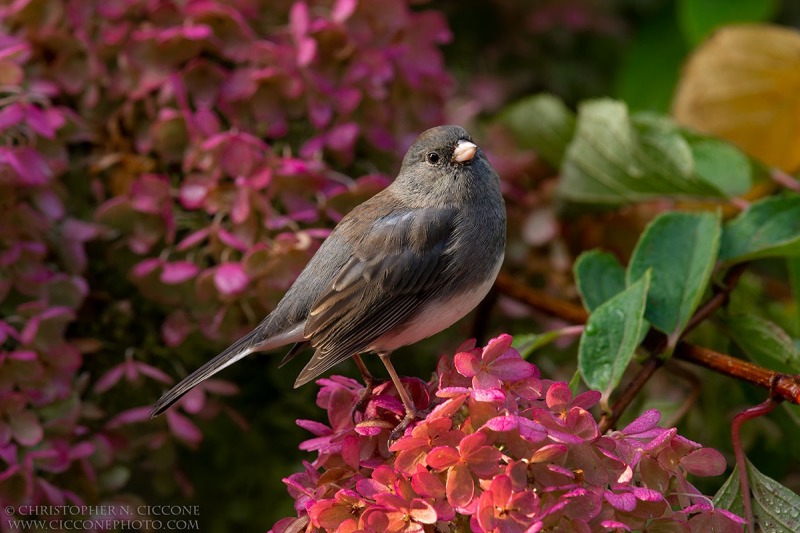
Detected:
left=350, top=376, right=388, bottom=423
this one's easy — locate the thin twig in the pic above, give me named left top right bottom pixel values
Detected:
left=683, top=263, right=747, bottom=334
left=604, top=265, right=749, bottom=428
left=494, top=272, right=588, bottom=324
left=674, top=344, right=800, bottom=404
left=599, top=358, right=662, bottom=433
left=731, top=398, right=779, bottom=532
left=494, top=271, right=800, bottom=421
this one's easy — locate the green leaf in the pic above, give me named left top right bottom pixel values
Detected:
left=574, top=250, right=626, bottom=312
left=716, top=459, right=800, bottom=531
left=578, top=272, right=650, bottom=397
left=512, top=331, right=561, bottom=359
left=690, top=137, right=752, bottom=197
left=501, top=94, right=576, bottom=168
left=720, top=194, right=800, bottom=263
left=713, top=464, right=744, bottom=515
left=721, top=313, right=800, bottom=374
left=633, top=114, right=698, bottom=194
left=557, top=99, right=727, bottom=205
left=568, top=370, right=582, bottom=397
left=748, top=458, right=800, bottom=532
left=789, top=256, right=800, bottom=335
left=626, top=211, right=721, bottom=341
left=678, top=0, right=780, bottom=46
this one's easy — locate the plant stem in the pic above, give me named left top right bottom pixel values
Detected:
left=494, top=271, right=800, bottom=426
left=731, top=399, right=778, bottom=532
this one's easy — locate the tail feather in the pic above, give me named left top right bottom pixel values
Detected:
left=149, top=323, right=305, bottom=417
left=150, top=331, right=258, bottom=417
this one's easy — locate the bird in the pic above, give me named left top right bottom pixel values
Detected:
left=149, top=125, right=506, bottom=434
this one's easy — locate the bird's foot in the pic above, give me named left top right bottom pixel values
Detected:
left=389, top=408, right=418, bottom=443
left=350, top=375, right=388, bottom=423
left=389, top=404, right=433, bottom=443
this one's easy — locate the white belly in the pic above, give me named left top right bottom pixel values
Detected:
left=368, top=254, right=503, bottom=352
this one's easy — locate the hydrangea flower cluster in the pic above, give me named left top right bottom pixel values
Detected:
left=272, top=335, right=744, bottom=532
left=0, top=0, right=452, bottom=510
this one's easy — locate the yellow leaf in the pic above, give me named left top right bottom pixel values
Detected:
left=673, top=24, right=800, bottom=172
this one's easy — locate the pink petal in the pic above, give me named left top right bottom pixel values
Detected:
left=3, top=147, right=52, bottom=185
left=604, top=491, right=636, bottom=512
left=9, top=350, right=37, bottom=361
left=631, top=487, right=664, bottom=502
left=326, top=122, right=359, bottom=153
left=214, top=262, right=249, bottom=295
left=571, top=390, right=602, bottom=410
left=488, top=475, right=512, bottom=506
left=517, top=418, right=548, bottom=443
left=481, top=334, right=514, bottom=363
left=136, top=362, right=174, bottom=384
left=471, top=388, right=505, bottom=403
left=341, top=434, right=360, bottom=470
left=94, top=365, right=125, bottom=393
left=426, top=446, right=460, bottom=469
left=108, top=406, right=152, bottom=427
left=472, top=372, right=502, bottom=390
left=0, top=103, right=24, bottom=130
left=408, top=499, right=437, bottom=524
left=600, top=521, right=631, bottom=531
left=166, top=410, right=202, bottom=447
left=464, top=446, right=501, bottom=478
left=458, top=431, right=489, bottom=455
left=485, top=415, right=520, bottom=432
left=454, top=351, right=481, bottom=377
left=332, top=0, right=357, bottom=23
left=289, top=1, right=310, bottom=37
left=217, top=229, right=249, bottom=251
left=546, top=382, right=573, bottom=411
left=25, top=105, right=56, bottom=138
left=296, top=37, right=316, bottom=67
left=131, top=258, right=162, bottom=278
left=411, top=468, right=445, bottom=498
left=446, top=463, right=475, bottom=509
left=162, top=310, right=192, bottom=347
left=295, top=419, right=332, bottom=437
left=10, top=411, right=43, bottom=446
left=681, top=448, right=726, bottom=477
left=621, top=408, right=661, bottom=435
left=179, top=183, right=208, bottom=209
left=160, top=261, right=199, bottom=284
left=176, top=228, right=210, bottom=251
left=356, top=478, right=390, bottom=499
left=487, top=357, right=536, bottom=380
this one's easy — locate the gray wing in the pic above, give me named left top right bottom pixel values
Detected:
left=294, top=206, right=458, bottom=386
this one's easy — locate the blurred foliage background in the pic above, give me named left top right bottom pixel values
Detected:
left=1, top=0, right=800, bottom=531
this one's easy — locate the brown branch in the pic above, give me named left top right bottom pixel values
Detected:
left=494, top=272, right=589, bottom=324
left=674, top=344, right=800, bottom=404
left=494, top=270, right=800, bottom=429
left=601, top=263, right=749, bottom=429
left=683, top=263, right=748, bottom=334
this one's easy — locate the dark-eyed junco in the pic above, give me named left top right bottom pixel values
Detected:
left=150, top=125, right=506, bottom=432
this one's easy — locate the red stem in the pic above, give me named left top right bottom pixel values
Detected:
left=731, top=398, right=778, bottom=532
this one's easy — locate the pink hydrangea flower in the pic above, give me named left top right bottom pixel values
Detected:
left=271, top=335, right=741, bottom=532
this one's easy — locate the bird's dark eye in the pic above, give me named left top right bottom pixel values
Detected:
left=426, top=152, right=441, bottom=164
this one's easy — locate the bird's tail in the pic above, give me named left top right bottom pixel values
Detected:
left=149, top=323, right=304, bottom=418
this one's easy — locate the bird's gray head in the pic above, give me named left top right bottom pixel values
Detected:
left=393, top=125, right=500, bottom=205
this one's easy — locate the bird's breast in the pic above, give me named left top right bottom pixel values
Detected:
left=367, top=251, right=504, bottom=352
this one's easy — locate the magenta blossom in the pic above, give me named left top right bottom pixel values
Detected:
left=271, top=335, right=741, bottom=532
